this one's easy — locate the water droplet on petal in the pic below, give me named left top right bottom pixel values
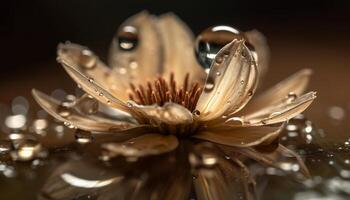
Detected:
left=195, top=25, right=244, bottom=70
left=204, top=83, right=214, bottom=91
left=195, top=25, right=257, bottom=70
left=117, top=25, right=138, bottom=51
left=80, top=49, right=97, bottom=69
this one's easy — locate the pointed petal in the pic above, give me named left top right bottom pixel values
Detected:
left=220, top=144, right=310, bottom=178
left=57, top=42, right=130, bottom=101
left=242, top=69, right=313, bottom=115
left=242, top=92, right=316, bottom=126
left=196, top=40, right=257, bottom=121
left=108, top=11, right=162, bottom=85
left=157, top=13, right=206, bottom=84
left=245, top=30, right=270, bottom=81
left=193, top=143, right=256, bottom=200
left=57, top=58, right=132, bottom=114
left=193, top=123, right=284, bottom=147
left=32, top=89, right=136, bottom=132
left=102, top=133, right=178, bottom=157
left=129, top=102, right=193, bottom=125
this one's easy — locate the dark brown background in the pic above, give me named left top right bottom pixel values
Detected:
left=2, top=0, right=350, bottom=140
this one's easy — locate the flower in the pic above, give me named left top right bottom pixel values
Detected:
left=33, top=11, right=316, bottom=199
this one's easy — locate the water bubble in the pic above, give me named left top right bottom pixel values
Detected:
left=76, top=96, right=98, bottom=115
left=75, top=130, right=93, bottom=144
left=195, top=25, right=247, bottom=70
left=226, top=117, right=244, bottom=126
left=58, top=106, right=71, bottom=118
left=204, top=82, right=214, bottom=91
left=286, top=92, right=297, bottom=103
left=64, top=122, right=76, bottom=129
left=13, top=139, right=42, bottom=161
left=80, top=49, right=96, bottom=69
left=117, top=25, right=138, bottom=51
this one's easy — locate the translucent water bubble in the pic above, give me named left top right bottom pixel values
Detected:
left=80, top=49, right=96, bottom=69
left=116, top=25, right=138, bottom=51
left=12, top=139, right=42, bottom=161
left=195, top=25, right=255, bottom=71
left=75, top=130, right=93, bottom=144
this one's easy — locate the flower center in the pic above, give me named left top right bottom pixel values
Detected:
left=128, top=73, right=202, bottom=112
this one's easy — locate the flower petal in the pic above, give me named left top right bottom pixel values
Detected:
left=196, top=40, right=257, bottom=122
left=245, top=30, right=270, bottom=81
left=242, top=91, right=316, bottom=126
left=108, top=11, right=162, bottom=85
left=57, top=42, right=130, bottom=101
left=129, top=102, right=193, bottom=125
left=157, top=13, right=207, bottom=85
left=192, top=143, right=256, bottom=200
left=193, top=123, right=284, bottom=147
left=241, top=69, right=313, bottom=115
left=220, top=144, right=311, bottom=178
left=32, top=89, right=136, bottom=132
left=102, top=133, right=178, bottom=157
left=57, top=57, right=133, bottom=114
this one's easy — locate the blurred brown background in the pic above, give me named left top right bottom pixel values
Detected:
left=2, top=0, right=350, bottom=141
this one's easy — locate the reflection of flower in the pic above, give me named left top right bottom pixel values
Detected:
left=33, top=12, right=316, bottom=199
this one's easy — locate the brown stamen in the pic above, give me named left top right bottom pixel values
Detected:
left=128, top=73, right=202, bottom=112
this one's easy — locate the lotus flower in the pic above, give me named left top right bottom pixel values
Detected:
left=33, top=12, right=316, bottom=199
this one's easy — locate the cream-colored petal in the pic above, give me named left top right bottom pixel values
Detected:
left=220, top=144, right=310, bottom=178
left=245, top=30, right=270, bottom=81
left=108, top=11, right=162, bottom=85
left=57, top=42, right=130, bottom=101
left=32, top=89, right=136, bottom=132
left=58, top=58, right=133, bottom=114
left=193, top=143, right=256, bottom=200
left=129, top=102, right=193, bottom=125
left=102, top=133, right=178, bottom=157
left=157, top=13, right=206, bottom=85
left=196, top=40, right=257, bottom=121
left=242, top=91, right=316, bottom=126
left=241, top=69, right=313, bottom=115
left=193, top=123, right=284, bottom=147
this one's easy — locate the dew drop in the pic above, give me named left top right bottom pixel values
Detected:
left=13, top=139, right=42, bottom=161
left=75, top=130, right=93, bottom=144
left=76, top=96, right=99, bottom=115
left=116, top=25, right=138, bottom=51
left=216, top=71, right=221, bottom=76
left=58, top=106, right=71, bottom=118
left=204, top=83, right=214, bottom=91
left=80, top=49, right=96, bottom=69
left=195, top=25, right=246, bottom=70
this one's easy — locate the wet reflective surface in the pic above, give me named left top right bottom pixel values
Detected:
left=2, top=22, right=350, bottom=200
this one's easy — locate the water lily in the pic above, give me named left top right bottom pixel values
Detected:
left=33, top=11, right=316, bottom=199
